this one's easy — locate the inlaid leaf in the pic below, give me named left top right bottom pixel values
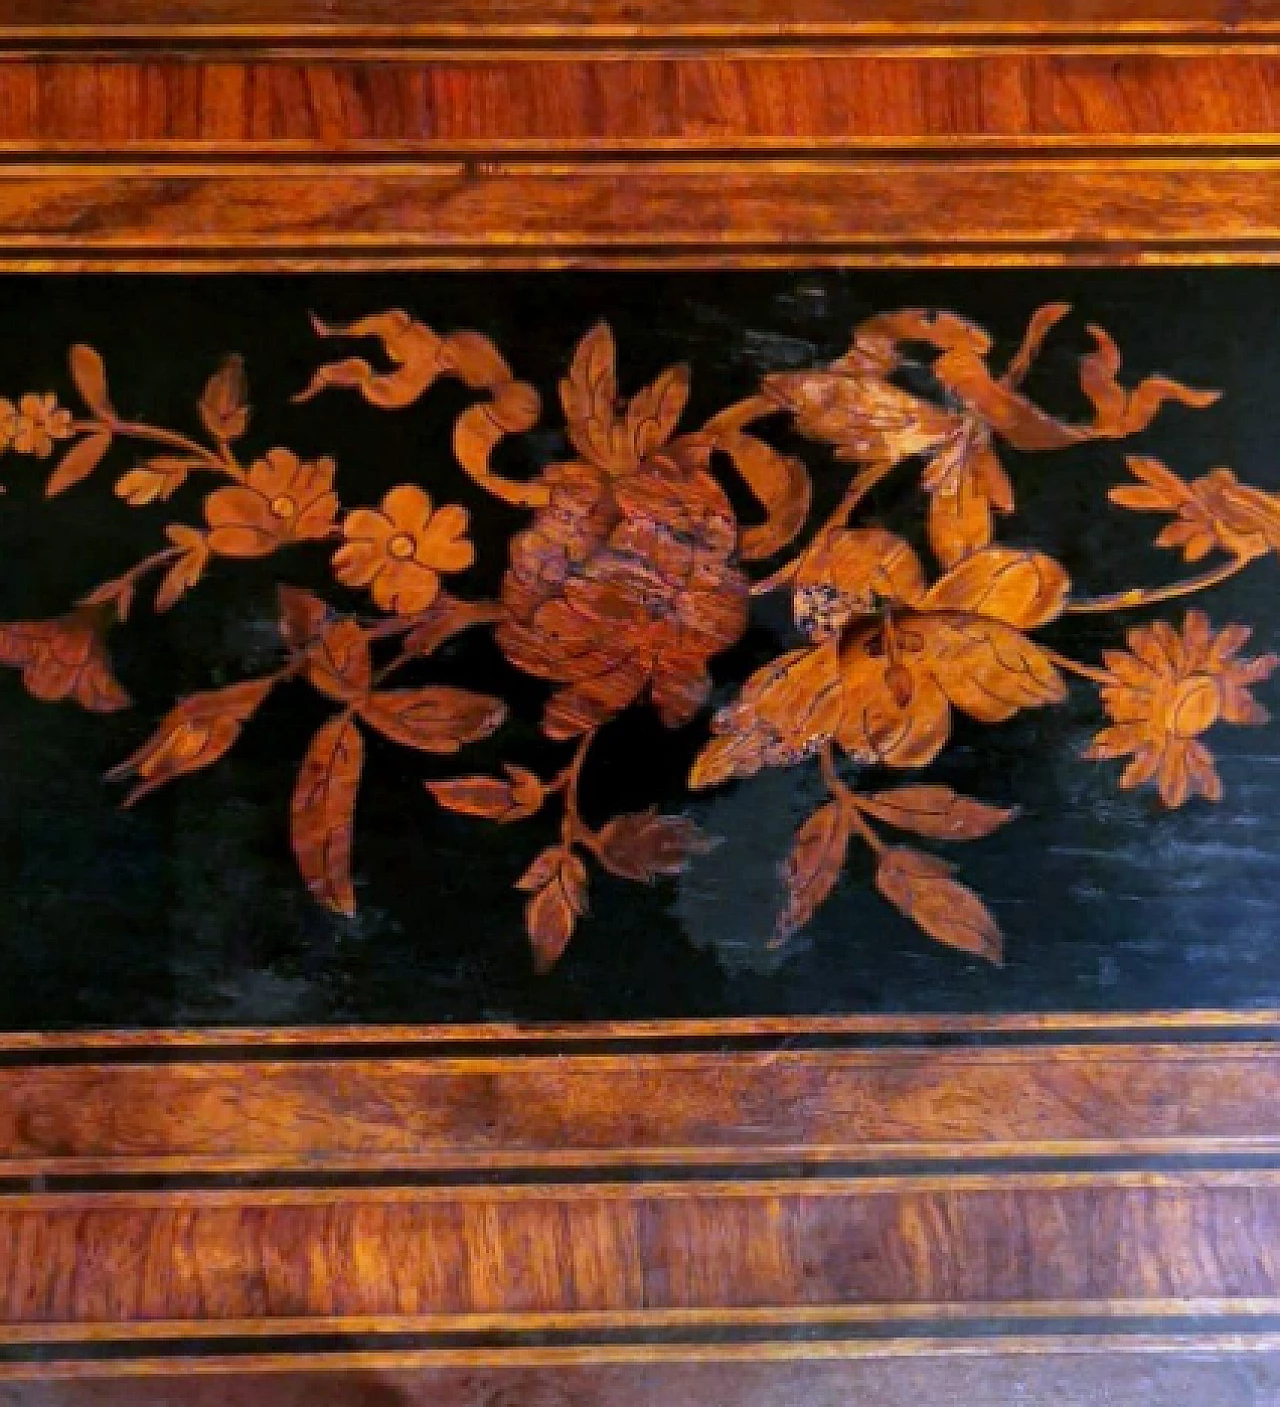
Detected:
left=689, top=641, right=845, bottom=789
left=68, top=344, right=115, bottom=422
left=858, top=786, right=1017, bottom=841
left=595, top=809, right=711, bottom=884
left=517, top=846, right=588, bottom=974
left=291, top=714, right=364, bottom=917
left=921, top=547, right=1070, bottom=628
left=875, top=846, right=1003, bottom=963
left=304, top=619, right=372, bottom=702
left=0, top=610, right=131, bottom=714
left=360, top=685, right=506, bottom=753
left=115, top=456, right=199, bottom=506
left=562, top=322, right=688, bottom=474
left=199, top=354, right=250, bottom=442
left=402, top=594, right=503, bottom=659
left=106, top=676, right=272, bottom=805
left=154, top=525, right=210, bottom=613
left=426, top=764, right=545, bottom=822
left=277, top=585, right=331, bottom=651
left=923, top=435, right=1014, bottom=569
left=45, top=432, right=111, bottom=498
left=918, top=615, right=1066, bottom=722
left=775, top=799, right=852, bottom=943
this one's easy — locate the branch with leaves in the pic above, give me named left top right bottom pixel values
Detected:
left=0, top=301, right=1277, bottom=973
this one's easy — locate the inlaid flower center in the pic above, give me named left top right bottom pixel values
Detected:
left=1168, top=673, right=1221, bottom=738
left=269, top=495, right=297, bottom=520
left=387, top=532, right=417, bottom=561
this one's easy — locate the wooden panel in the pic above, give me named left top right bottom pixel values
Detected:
left=0, top=1019, right=1277, bottom=1377
left=3, top=1041, right=1280, bottom=1174
left=6, top=160, right=1280, bottom=269
left=4, top=0, right=1280, bottom=43
left=1, top=2, right=1280, bottom=266
left=6, top=56, right=1280, bottom=147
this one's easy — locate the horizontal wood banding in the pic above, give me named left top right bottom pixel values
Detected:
left=3, top=1044, right=1280, bottom=1175
left=3, top=1, right=1280, bottom=44
left=2, top=1010, right=1277, bottom=1047
left=5, top=56, right=1280, bottom=144
left=1, top=159, right=1279, bottom=269
left=2, top=1178, right=1279, bottom=1322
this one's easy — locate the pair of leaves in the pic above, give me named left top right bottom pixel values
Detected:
left=562, top=322, right=689, bottom=477
left=513, top=812, right=707, bottom=974
left=777, top=785, right=1013, bottom=960
left=50, top=349, right=248, bottom=502
left=517, top=847, right=589, bottom=975
left=290, top=603, right=506, bottom=915
left=300, top=610, right=507, bottom=755
left=41, top=347, right=116, bottom=498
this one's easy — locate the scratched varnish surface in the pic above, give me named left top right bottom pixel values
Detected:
left=0, top=269, right=1278, bottom=1028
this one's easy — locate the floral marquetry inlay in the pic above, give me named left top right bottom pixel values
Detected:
left=1, top=304, right=1277, bottom=972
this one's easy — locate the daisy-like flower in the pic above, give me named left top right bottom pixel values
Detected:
left=1085, top=609, right=1279, bottom=807
left=333, top=484, right=474, bottom=615
left=9, top=393, right=73, bottom=458
left=204, top=448, right=339, bottom=558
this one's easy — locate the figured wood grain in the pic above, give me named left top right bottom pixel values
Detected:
left=7, top=56, right=1280, bottom=148
left=0, top=2, right=1278, bottom=265
left=0, top=1023, right=1278, bottom=1376
left=2, top=0, right=1279, bottom=1394
left=6, top=160, right=1280, bottom=269
left=3, top=0, right=1280, bottom=44
left=2, top=1043, right=1280, bottom=1174
left=2, top=1178, right=1279, bottom=1323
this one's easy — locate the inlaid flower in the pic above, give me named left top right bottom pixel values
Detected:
left=204, top=448, right=339, bottom=558
left=333, top=484, right=474, bottom=615
left=495, top=324, right=751, bottom=738
left=1085, top=610, right=1278, bottom=807
left=691, top=529, right=1070, bottom=788
left=8, top=393, right=73, bottom=458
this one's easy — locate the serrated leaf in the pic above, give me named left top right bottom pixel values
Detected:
left=518, top=846, right=588, bottom=974
left=0, top=609, right=131, bottom=714
left=154, top=525, right=210, bottom=613
left=115, top=457, right=198, bottom=506
left=278, top=585, right=330, bottom=651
